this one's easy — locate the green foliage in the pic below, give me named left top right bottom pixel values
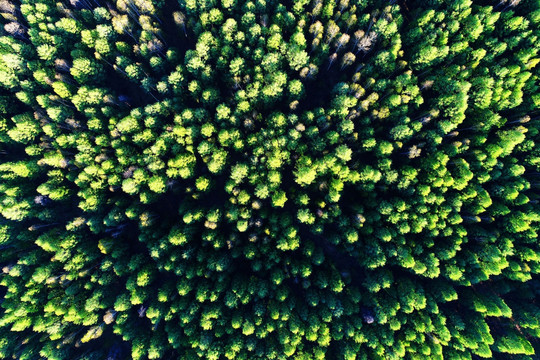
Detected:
left=0, top=0, right=539, bottom=359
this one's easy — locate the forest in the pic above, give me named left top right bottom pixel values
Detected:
left=0, top=0, right=539, bottom=359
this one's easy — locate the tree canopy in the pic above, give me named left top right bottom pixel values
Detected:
left=0, top=0, right=539, bottom=359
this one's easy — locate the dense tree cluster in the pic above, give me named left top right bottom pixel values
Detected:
left=0, top=0, right=539, bottom=358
